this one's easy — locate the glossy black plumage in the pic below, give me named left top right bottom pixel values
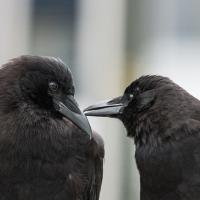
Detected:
left=84, top=75, right=200, bottom=200
left=0, top=55, right=104, bottom=200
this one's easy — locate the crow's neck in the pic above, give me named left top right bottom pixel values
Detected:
left=123, top=111, right=168, bottom=150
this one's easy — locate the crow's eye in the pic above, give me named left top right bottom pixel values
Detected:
left=129, top=94, right=134, bottom=99
left=49, top=82, right=58, bottom=93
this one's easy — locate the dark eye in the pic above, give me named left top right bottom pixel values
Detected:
left=49, top=82, right=58, bottom=93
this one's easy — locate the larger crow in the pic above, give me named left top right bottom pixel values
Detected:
left=84, top=75, right=200, bottom=200
left=0, top=55, right=104, bottom=200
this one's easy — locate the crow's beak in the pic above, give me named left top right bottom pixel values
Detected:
left=84, top=96, right=125, bottom=117
left=53, top=95, right=92, bottom=137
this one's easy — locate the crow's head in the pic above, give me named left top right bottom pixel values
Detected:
left=0, top=55, right=92, bottom=136
left=84, top=75, right=190, bottom=143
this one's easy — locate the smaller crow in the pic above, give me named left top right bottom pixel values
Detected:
left=84, top=75, right=200, bottom=200
left=0, top=55, right=104, bottom=200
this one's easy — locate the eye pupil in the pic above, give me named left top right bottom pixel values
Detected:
left=49, top=82, right=58, bottom=92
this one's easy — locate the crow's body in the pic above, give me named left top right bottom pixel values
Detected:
left=84, top=75, right=200, bottom=200
left=0, top=56, right=104, bottom=200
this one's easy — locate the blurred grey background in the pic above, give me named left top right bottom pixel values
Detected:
left=1, top=0, right=200, bottom=199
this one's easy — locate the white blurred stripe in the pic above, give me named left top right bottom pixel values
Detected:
left=0, top=0, right=31, bottom=65
left=74, top=1, right=127, bottom=200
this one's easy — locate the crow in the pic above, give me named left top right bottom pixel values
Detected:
left=84, top=75, right=200, bottom=200
left=0, top=55, right=104, bottom=200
